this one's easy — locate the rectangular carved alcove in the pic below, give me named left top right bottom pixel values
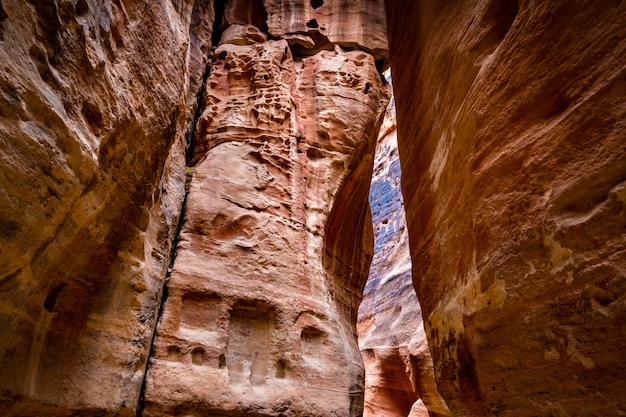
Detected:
left=225, top=302, right=274, bottom=386
left=180, top=292, right=223, bottom=331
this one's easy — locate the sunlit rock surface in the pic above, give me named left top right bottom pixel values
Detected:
left=386, top=1, right=626, bottom=415
left=142, top=9, right=390, bottom=417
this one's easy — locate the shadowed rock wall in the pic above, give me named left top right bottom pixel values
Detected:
left=0, top=0, right=214, bottom=415
left=386, top=0, right=626, bottom=415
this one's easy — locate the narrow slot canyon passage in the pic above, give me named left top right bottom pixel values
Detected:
left=357, top=74, right=449, bottom=417
left=0, top=1, right=625, bottom=416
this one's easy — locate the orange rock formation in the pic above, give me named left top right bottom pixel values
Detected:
left=143, top=22, right=389, bottom=416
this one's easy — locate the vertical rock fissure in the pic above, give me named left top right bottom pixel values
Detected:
left=185, top=60, right=213, bottom=166
left=135, top=15, right=220, bottom=417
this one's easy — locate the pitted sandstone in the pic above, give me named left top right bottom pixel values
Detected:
left=142, top=21, right=389, bottom=417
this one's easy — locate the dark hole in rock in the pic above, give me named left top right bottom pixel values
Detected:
left=310, top=0, right=323, bottom=9
left=275, top=359, right=287, bottom=378
left=0, top=2, right=8, bottom=20
left=306, top=19, right=319, bottom=29
left=44, top=281, right=66, bottom=312
left=75, top=0, right=89, bottom=16
left=300, top=326, right=326, bottom=342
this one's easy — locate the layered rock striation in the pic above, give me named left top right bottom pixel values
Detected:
left=386, top=0, right=626, bottom=415
left=142, top=13, right=389, bottom=415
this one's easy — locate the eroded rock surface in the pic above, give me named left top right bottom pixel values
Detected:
left=142, top=18, right=389, bottom=417
left=1, top=0, right=390, bottom=415
left=386, top=1, right=626, bottom=415
left=0, top=1, right=214, bottom=415
left=265, top=0, right=388, bottom=63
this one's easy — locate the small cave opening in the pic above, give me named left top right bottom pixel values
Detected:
left=306, top=18, right=319, bottom=29
left=356, top=70, right=430, bottom=417
left=191, top=347, right=205, bottom=365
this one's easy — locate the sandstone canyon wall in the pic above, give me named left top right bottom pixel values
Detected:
left=3, top=0, right=625, bottom=416
left=141, top=0, right=390, bottom=413
left=0, top=0, right=389, bottom=416
left=0, top=0, right=214, bottom=415
left=385, top=0, right=626, bottom=416
left=143, top=24, right=389, bottom=417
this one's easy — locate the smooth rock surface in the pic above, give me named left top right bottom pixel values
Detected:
left=0, top=1, right=214, bottom=415
left=142, top=26, right=389, bottom=416
left=386, top=0, right=626, bottom=415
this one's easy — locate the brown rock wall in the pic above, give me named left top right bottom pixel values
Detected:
left=386, top=0, right=626, bottom=415
left=0, top=1, right=214, bottom=414
left=265, top=0, right=388, bottom=62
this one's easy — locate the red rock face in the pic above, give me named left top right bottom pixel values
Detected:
left=0, top=1, right=214, bottom=415
left=265, top=0, right=388, bottom=62
left=142, top=16, right=389, bottom=417
left=386, top=0, right=626, bottom=415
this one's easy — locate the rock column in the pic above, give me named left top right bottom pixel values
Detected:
left=142, top=1, right=389, bottom=416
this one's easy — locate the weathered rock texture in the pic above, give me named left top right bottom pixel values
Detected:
left=386, top=0, right=626, bottom=415
left=141, top=2, right=389, bottom=416
left=264, top=0, right=388, bottom=63
left=357, top=86, right=450, bottom=417
left=0, top=0, right=214, bottom=415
